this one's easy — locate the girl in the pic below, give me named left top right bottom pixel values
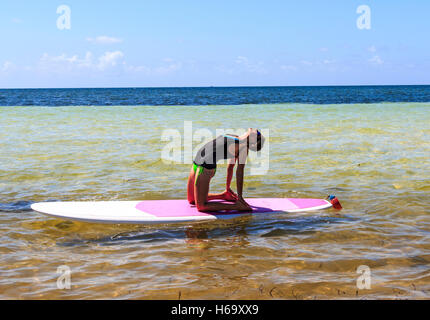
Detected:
left=187, top=128, right=265, bottom=212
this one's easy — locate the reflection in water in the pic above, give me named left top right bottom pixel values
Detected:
left=53, top=214, right=347, bottom=248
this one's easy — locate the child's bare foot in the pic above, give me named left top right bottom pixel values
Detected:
left=234, top=200, right=252, bottom=211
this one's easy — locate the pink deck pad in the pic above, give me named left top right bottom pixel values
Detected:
left=135, top=198, right=329, bottom=218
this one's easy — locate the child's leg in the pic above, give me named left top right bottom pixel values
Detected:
left=194, top=169, right=249, bottom=212
left=203, top=167, right=235, bottom=201
left=207, top=192, right=225, bottom=200
left=194, top=166, right=224, bottom=200
left=207, top=191, right=236, bottom=202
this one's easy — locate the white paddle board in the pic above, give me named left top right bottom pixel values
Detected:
left=31, top=198, right=332, bottom=224
left=31, top=198, right=333, bottom=224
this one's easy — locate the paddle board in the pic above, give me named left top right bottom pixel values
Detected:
left=31, top=198, right=333, bottom=224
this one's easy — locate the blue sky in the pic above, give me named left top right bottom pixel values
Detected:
left=0, top=0, right=429, bottom=88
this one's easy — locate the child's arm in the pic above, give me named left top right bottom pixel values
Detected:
left=236, top=163, right=245, bottom=199
left=236, top=164, right=251, bottom=210
left=236, top=148, right=249, bottom=200
left=226, top=158, right=235, bottom=191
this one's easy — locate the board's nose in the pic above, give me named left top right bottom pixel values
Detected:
left=30, top=203, right=42, bottom=211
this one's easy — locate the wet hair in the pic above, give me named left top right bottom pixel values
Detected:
left=247, top=130, right=264, bottom=151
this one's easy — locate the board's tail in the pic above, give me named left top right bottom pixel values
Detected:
left=327, top=195, right=343, bottom=210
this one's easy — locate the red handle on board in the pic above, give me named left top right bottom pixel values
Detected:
left=328, top=195, right=343, bottom=210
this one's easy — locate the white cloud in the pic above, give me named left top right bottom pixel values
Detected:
left=368, top=45, right=377, bottom=53
left=6, top=51, right=184, bottom=79
left=80, top=52, right=94, bottom=68
left=213, top=64, right=234, bottom=75
left=154, top=62, right=182, bottom=75
left=125, top=65, right=151, bottom=73
left=234, top=56, right=267, bottom=74
left=40, top=52, right=94, bottom=70
left=1, top=61, right=14, bottom=72
left=97, top=51, right=124, bottom=70
left=213, top=56, right=267, bottom=75
left=126, top=59, right=182, bottom=76
left=280, top=65, right=297, bottom=71
left=322, top=59, right=336, bottom=64
left=38, top=51, right=125, bottom=72
left=86, top=36, right=123, bottom=44
left=280, top=59, right=337, bottom=71
left=235, top=56, right=249, bottom=65
left=369, top=55, right=384, bottom=65
left=300, top=60, right=313, bottom=66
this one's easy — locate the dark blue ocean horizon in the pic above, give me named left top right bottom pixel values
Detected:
left=1, top=85, right=430, bottom=106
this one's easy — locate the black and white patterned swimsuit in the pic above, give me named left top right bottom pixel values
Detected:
left=193, top=135, right=239, bottom=170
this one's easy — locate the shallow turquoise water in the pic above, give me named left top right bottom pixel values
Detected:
left=0, top=103, right=429, bottom=299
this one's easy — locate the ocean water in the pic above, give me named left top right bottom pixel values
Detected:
left=0, top=86, right=429, bottom=299
left=1, top=85, right=430, bottom=106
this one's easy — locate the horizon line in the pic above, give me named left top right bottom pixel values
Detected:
left=1, top=84, right=430, bottom=90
